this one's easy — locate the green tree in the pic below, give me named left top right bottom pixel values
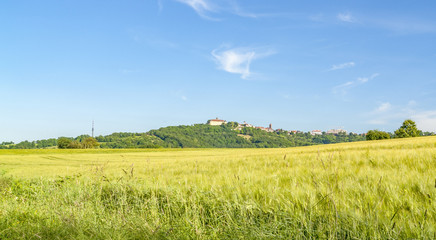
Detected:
left=225, top=121, right=239, bottom=129
left=366, top=130, right=390, bottom=140
left=82, top=137, right=100, bottom=149
left=68, top=141, right=83, bottom=149
left=394, top=119, right=421, bottom=138
left=57, top=138, right=72, bottom=149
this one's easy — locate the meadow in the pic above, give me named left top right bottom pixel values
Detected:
left=0, top=137, right=435, bottom=239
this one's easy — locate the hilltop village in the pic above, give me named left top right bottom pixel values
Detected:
left=207, top=117, right=351, bottom=136
left=1, top=118, right=368, bottom=150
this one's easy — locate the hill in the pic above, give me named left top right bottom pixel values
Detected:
left=96, top=123, right=366, bottom=148
left=1, top=122, right=366, bottom=149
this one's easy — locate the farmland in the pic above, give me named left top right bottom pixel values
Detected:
left=1, top=137, right=436, bottom=239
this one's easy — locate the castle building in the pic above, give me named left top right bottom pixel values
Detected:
left=311, top=130, right=322, bottom=135
left=327, top=129, right=347, bottom=135
left=207, top=118, right=227, bottom=126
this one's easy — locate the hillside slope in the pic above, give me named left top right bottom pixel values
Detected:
left=96, top=123, right=365, bottom=148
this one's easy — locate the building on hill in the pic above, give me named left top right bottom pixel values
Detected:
left=256, top=124, right=274, bottom=133
left=327, top=129, right=347, bottom=135
left=235, top=121, right=254, bottom=130
left=240, top=121, right=254, bottom=128
left=207, top=118, right=227, bottom=126
left=311, top=130, right=322, bottom=135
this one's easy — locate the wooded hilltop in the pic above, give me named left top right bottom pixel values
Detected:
left=2, top=120, right=433, bottom=149
left=1, top=122, right=366, bottom=149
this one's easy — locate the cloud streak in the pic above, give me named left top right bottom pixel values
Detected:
left=211, top=47, right=274, bottom=79
left=367, top=102, right=409, bottom=125
left=337, top=12, right=355, bottom=23
left=175, top=0, right=216, bottom=19
left=329, top=61, right=355, bottom=71
left=174, top=0, right=261, bottom=20
left=376, top=102, right=392, bottom=112
left=333, top=73, right=379, bottom=95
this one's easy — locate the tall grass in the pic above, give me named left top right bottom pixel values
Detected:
left=0, top=137, right=435, bottom=239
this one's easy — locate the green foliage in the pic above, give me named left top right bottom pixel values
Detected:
left=394, top=119, right=421, bottom=138
left=97, top=133, right=165, bottom=148
left=57, top=137, right=99, bottom=149
left=68, top=140, right=83, bottom=149
left=139, top=124, right=365, bottom=148
left=2, top=139, right=58, bottom=149
left=422, top=131, right=436, bottom=136
left=366, top=130, right=391, bottom=140
left=57, top=137, right=72, bottom=149
left=226, top=121, right=239, bottom=128
left=9, top=140, right=36, bottom=149
left=0, top=123, right=368, bottom=149
left=35, top=138, right=57, bottom=148
left=82, top=137, right=100, bottom=149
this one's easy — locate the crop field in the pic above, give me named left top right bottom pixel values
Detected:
left=1, top=137, right=436, bottom=239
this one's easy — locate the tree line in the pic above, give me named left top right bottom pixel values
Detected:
left=0, top=135, right=98, bottom=149
left=366, top=119, right=434, bottom=140
left=0, top=120, right=433, bottom=149
left=0, top=123, right=366, bottom=149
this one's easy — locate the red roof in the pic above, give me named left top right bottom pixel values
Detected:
left=209, top=119, right=225, bottom=122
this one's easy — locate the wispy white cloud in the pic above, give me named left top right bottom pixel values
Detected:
left=329, top=61, right=355, bottom=71
left=211, top=47, right=274, bottom=79
left=181, top=95, right=188, bottom=101
left=174, top=0, right=261, bottom=20
left=370, top=73, right=380, bottom=79
left=226, top=1, right=262, bottom=18
left=357, top=77, right=368, bottom=83
left=175, top=0, right=216, bottom=19
left=367, top=102, right=410, bottom=125
left=375, top=102, right=392, bottom=113
left=337, top=81, right=354, bottom=88
left=337, top=12, right=355, bottom=23
left=333, top=73, right=379, bottom=95
left=212, top=48, right=255, bottom=79
left=358, top=73, right=380, bottom=83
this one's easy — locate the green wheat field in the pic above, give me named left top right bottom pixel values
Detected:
left=1, top=137, right=435, bottom=239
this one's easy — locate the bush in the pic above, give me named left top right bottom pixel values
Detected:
left=57, top=138, right=72, bottom=149
left=366, top=130, right=390, bottom=140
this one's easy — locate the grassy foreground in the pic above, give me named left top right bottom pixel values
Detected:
left=0, top=137, right=435, bottom=239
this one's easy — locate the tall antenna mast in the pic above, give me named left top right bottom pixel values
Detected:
left=92, top=120, right=95, bottom=138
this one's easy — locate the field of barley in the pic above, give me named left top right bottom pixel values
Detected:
left=1, top=136, right=435, bottom=239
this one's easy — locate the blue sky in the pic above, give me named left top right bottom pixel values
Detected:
left=1, top=0, right=436, bottom=142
